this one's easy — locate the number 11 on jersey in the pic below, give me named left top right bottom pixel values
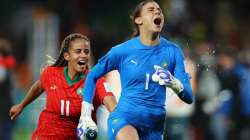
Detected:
left=61, top=100, right=70, bottom=116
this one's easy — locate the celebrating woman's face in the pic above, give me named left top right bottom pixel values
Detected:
left=65, top=39, right=90, bottom=73
left=136, top=2, right=164, bottom=34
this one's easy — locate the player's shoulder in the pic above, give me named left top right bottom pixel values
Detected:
left=44, top=66, right=63, bottom=72
left=114, top=40, right=129, bottom=48
left=41, top=66, right=63, bottom=76
left=160, top=37, right=179, bottom=48
left=109, top=38, right=136, bottom=55
left=160, top=37, right=182, bottom=52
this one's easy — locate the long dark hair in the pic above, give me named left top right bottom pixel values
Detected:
left=52, top=33, right=90, bottom=67
left=130, top=0, right=155, bottom=37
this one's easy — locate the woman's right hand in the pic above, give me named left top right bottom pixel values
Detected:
left=9, top=104, right=24, bottom=120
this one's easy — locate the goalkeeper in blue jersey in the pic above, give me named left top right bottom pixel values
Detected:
left=77, top=0, right=193, bottom=140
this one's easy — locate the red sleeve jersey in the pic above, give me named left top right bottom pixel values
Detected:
left=92, top=77, right=114, bottom=121
left=32, top=66, right=113, bottom=140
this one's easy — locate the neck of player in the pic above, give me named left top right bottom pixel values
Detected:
left=139, top=31, right=160, bottom=47
left=67, top=67, right=78, bottom=80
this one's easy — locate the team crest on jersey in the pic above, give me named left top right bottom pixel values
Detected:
left=162, top=60, right=168, bottom=69
left=50, top=85, right=57, bottom=90
left=77, top=88, right=83, bottom=95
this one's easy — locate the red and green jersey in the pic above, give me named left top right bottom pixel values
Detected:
left=32, top=66, right=113, bottom=139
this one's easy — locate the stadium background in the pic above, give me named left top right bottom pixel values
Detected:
left=0, top=0, right=249, bottom=140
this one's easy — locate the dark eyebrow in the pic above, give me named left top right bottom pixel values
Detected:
left=73, top=48, right=82, bottom=51
left=147, top=7, right=154, bottom=10
left=146, top=6, right=162, bottom=11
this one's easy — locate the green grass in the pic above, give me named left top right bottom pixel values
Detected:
left=12, top=127, right=32, bottom=140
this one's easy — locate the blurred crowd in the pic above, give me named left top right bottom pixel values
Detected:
left=0, top=0, right=249, bottom=140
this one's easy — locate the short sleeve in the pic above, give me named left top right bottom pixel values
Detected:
left=93, top=77, right=114, bottom=104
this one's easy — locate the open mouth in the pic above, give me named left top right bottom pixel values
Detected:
left=77, top=60, right=87, bottom=66
left=154, top=17, right=162, bottom=26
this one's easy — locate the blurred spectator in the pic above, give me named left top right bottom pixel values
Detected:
left=0, top=37, right=16, bottom=140
left=216, top=46, right=250, bottom=140
left=238, top=40, right=250, bottom=68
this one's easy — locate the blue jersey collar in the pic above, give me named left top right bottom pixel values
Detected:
left=135, top=36, right=162, bottom=50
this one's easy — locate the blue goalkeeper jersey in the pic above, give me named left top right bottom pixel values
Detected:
left=83, top=36, right=193, bottom=127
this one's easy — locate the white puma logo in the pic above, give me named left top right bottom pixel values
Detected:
left=130, top=60, right=138, bottom=65
left=50, top=85, right=57, bottom=90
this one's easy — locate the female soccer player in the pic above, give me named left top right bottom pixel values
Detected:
left=78, top=0, right=193, bottom=140
left=9, top=33, right=117, bottom=140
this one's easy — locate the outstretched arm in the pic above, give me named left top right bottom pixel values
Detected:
left=9, top=80, right=44, bottom=120
left=152, top=47, right=193, bottom=104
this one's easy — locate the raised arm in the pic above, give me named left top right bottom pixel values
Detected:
left=152, top=46, right=193, bottom=104
left=9, top=80, right=44, bottom=120
left=173, top=47, right=193, bottom=104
